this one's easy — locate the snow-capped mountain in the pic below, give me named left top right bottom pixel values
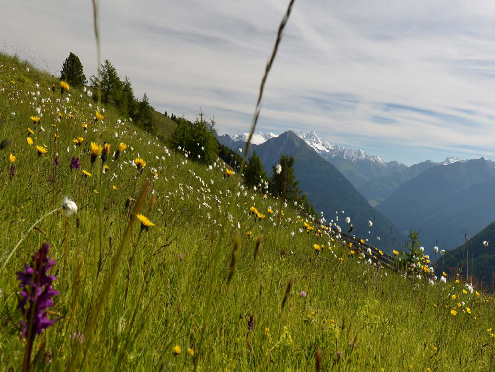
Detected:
left=296, top=131, right=404, bottom=169
left=231, top=132, right=278, bottom=145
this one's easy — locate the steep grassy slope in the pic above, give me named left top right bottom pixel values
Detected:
left=1, top=53, right=495, bottom=372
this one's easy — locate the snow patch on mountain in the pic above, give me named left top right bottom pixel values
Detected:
left=231, top=132, right=278, bottom=145
left=297, top=131, right=393, bottom=166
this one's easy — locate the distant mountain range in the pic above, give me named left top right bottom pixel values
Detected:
left=376, top=158, right=495, bottom=254
left=218, top=131, right=403, bottom=252
left=219, top=130, right=495, bottom=260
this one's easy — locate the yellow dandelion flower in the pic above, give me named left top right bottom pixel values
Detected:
left=82, top=123, right=88, bottom=130
left=476, top=291, right=480, bottom=296
left=134, top=158, right=146, bottom=170
left=225, top=168, right=234, bottom=176
left=247, top=231, right=253, bottom=237
left=457, top=302, right=461, bottom=308
left=442, top=272, right=447, bottom=277
left=67, top=113, right=74, bottom=119
left=27, top=127, right=34, bottom=135
left=104, top=164, right=110, bottom=170
left=313, top=244, right=321, bottom=251
left=54, top=133, right=59, bottom=139
left=451, top=309, right=457, bottom=316
left=136, top=213, right=154, bottom=227
left=338, top=257, right=344, bottom=263
left=393, top=250, right=399, bottom=256
left=90, top=142, right=102, bottom=163
left=488, top=328, right=492, bottom=332
left=95, top=110, right=104, bottom=121
left=257, top=213, right=265, bottom=219
left=451, top=294, right=456, bottom=300
left=118, top=142, right=127, bottom=152
left=172, top=345, right=181, bottom=356
left=378, top=250, right=383, bottom=255
left=263, top=194, right=267, bottom=199
left=267, top=208, right=273, bottom=214
left=455, top=279, right=460, bottom=284
left=35, top=145, right=47, bottom=155
left=466, top=307, right=471, bottom=314
left=57, top=112, right=63, bottom=118
left=360, top=239, right=365, bottom=244
left=462, top=289, right=468, bottom=295
left=112, top=185, right=118, bottom=190
left=187, top=348, right=194, bottom=357
left=30, top=116, right=40, bottom=123
left=82, top=169, right=92, bottom=177
left=60, top=81, right=70, bottom=91
left=10, top=153, right=16, bottom=163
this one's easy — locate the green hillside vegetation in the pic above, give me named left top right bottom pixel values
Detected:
left=437, top=221, right=495, bottom=289
left=2, top=53, right=495, bottom=371
left=358, top=160, right=437, bottom=207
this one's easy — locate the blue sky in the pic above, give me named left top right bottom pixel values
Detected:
left=3, top=0, right=495, bottom=165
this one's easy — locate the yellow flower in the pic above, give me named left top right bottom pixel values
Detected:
left=455, top=279, right=460, bottom=284
left=462, top=289, right=468, bottom=295
left=35, top=145, right=47, bottom=155
left=60, top=81, right=70, bottom=91
left=263, top=194, right=267, bottom=199
left=313, top=244, right=321, bottom=251
left=95, top=110, right=104, bottom=121
left=82, top=169, right=92, bottom=177
left=442, top=272, right=447, bottom=277
left=73, top=137, right=84, bottom=145
left=451, top=309, right=457, bottom=316
left=134, top=158, right=147, bottom=170
left=225, top=168, right=234, bottom=176
left=488, top=328, right=492, bottom=332
left=393, top=250, right=399, bottom=256
left=82, top=123, right=88, bottom=130
left=27, top=127, right=34, bottom=135
left=30, top=116, right=40, bottom=123
left=360, top=239, right=365, bottom=244
left=90, top=142, right=102, bottom=155
left=466, top=307, right=471, bottom=314
left=136, top=214, right=155, bottom=227
left=90, top=142, right=102, bottom=163
left=118, top=142, right=127, bottom=152
left=476, top=291, right=480, bottom=296
left=247, top=231, right=253, bottom=237
left=257, top=212, right=265, bottom=220
left=172, top=345, right=181, bottom=356
left=267, top=208, right=273, bottom=214
left=451, top=294, right=456, bottom=300
left=378, top=250, right=383, bottom=255
left=112, top=185, right=118, bottom=190
left=104, top=164, right=110, bottom=170
left=67, top=113, right=74, bottom=119
left=187, top=348, right=194, bottom=357
left=57, top=112, right=63, bottom=118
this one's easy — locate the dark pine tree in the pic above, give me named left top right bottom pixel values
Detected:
left=60, top=52, right=86, bottom=87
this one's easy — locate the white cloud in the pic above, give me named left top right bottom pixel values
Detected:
left=3, top=0, right=495, bottom=164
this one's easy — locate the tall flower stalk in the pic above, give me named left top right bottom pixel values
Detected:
left=16, top=243, right=59, bottom=372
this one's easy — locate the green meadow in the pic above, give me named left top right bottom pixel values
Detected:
left=0, top=52, right=495, bottom=372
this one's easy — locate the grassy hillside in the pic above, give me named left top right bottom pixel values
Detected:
left=437, top=221, right=495, bottom=288
left=1, top=53, right=495, bottom=372
left=153, top=110, right=176, bottom=143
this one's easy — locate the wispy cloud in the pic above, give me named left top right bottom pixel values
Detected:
left=3, top=0, right=495, bottom=164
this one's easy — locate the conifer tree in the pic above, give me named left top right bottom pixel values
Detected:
left=244, top=151, right=268, bottom=189
left=60, top=52, right=86, bottom=87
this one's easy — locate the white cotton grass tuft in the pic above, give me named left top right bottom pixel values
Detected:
left=62, top=197, right=78, bottom=217
left=275, top=164, right=282, bottom=174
